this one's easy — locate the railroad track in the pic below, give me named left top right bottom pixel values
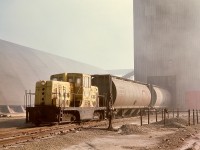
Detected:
left=0, top=114, right=170, bottom=149
left=0, top=120, right=109, bottom=149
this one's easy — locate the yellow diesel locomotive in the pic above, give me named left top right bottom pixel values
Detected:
left=26, top=73, right=105, bottom=125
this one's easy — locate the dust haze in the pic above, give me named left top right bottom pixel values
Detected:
left=134, top=0, right=200, bottom=108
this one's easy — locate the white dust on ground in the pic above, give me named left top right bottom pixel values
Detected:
left=63, top=124, right=174, bottom=150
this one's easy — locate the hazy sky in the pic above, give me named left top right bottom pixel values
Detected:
left=0, top=0, right=133, bottom=70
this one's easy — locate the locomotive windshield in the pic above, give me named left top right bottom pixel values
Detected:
left=67, top=77, right=74, bottom=83
left=50, top=73, right=67, bottom=81
left=52, top=78, right=57, bottom=81
left=67, top=74, right=82, bottom=87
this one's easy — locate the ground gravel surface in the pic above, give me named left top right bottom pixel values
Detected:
left=2, top=115, right=200, bottom=150
left=119, top=124, right=147, bottom=135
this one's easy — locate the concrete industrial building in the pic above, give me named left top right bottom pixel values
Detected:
left=134, top=0, right=200, bottom=109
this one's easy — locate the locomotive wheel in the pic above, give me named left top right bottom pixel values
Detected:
left=35, top=120, right=41, bottom=126
left=34, top=110, right=41, bottom=126
left=93, top=111, right=103, bottom=120
left=70, top=116, right=76, bottom=121
left=62, top=113, right=77, bottom=122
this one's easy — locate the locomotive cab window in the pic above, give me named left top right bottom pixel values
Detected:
left=75, top=77, right=82, bottom=87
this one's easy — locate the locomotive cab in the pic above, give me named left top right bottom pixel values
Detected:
left=50, top=73, right=67, bottom=81
left=67, top=73, right=98, bottom=107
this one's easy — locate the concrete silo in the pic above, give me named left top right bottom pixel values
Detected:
left=134, top=0, right=200, bottom=108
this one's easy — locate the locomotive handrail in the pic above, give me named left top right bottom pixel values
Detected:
left=76, top=86, right=82, bottom=94
left=24, top=90, right=35, bottom=109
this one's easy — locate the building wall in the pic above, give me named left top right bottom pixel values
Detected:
left=134, top=0, right=200, bottom=108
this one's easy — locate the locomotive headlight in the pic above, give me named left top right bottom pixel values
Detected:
left=41, top=80, right=46, bottom=85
